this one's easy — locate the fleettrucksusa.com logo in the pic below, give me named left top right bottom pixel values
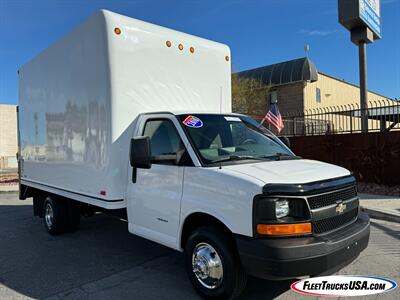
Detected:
left=291, top=275, right=397, bottom=297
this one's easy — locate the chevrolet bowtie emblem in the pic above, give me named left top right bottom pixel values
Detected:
left=336, top=202, right=347, bottom=214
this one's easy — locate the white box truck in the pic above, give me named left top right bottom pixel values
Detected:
left=18, top=10, right=370, bottom=299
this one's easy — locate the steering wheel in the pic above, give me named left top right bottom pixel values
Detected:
left=241, top=138, right=256, bottom=145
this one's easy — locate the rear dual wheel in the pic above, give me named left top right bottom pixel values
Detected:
left=185, top=226, right=247, bottom=299
left=43, top=196, right=80, bottom=235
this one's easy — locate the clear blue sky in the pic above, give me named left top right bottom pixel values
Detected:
left=1, top=0, right=399, bottom=104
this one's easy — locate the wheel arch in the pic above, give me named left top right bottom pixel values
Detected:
left=179, top=211, right=234, bottom=250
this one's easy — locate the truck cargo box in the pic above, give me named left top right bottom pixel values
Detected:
left=19, top=10, right=231, bottom=207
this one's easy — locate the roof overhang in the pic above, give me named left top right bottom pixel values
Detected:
left=236, top=57, right=318, bottom=87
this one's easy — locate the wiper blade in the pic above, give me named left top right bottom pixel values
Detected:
left=260, top=153, right=301, bottom=161
left=211, top=155, right=264, bottom=164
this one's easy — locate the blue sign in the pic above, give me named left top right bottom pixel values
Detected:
left=359, top=0, right=381, bottom=37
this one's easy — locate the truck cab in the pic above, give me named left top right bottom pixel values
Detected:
left=125, top=111, right=370, bottom=298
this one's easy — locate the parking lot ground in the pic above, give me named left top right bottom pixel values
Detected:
left=0, top=192, right=399, bottom=300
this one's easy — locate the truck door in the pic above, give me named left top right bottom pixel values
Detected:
left=126, top=114, right=194, bottom=249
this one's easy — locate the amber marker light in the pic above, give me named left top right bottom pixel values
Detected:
left=114, top=27, right=121, bottom=35
left=178, top=43, right=184, bottom=50
left=256, top=223, right=312, bottom=236
left=166, top=40, right=172, bottom=47
left=190, top=47, right=195, bottom=53
left=225, top=55, right=230, bottom=61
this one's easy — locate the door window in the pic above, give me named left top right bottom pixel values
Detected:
left=143, top=119, right=192, bottom=166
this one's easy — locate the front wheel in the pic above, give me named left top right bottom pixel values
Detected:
left=185, top=226, right=247, bottom=299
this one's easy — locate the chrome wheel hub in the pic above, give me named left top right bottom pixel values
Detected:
left=45, top=203, right=54, bottom=228
left=192, top=242, right=223, bottom=289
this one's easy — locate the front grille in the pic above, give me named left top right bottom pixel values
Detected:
left=312, top=207, right=358, bottom=234
left=308, top=186, right=357, bottom=209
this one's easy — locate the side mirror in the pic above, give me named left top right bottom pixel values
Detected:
left=279, top=136, right=290, bottom=148
left=130, top=136, right=152, bottom=169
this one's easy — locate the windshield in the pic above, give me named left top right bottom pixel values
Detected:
left=178, top=114, right=295, bottom=166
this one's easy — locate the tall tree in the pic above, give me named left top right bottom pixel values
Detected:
left=231, top=74, right=269, bottom=116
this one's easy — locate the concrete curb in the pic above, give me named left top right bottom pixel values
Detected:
left=361, top=207, right=400, bottom=223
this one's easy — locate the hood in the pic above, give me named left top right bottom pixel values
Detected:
left=223, top=159, right=350, bottom=185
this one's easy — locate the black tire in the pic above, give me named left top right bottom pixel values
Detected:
left=43, top=196, right=68, bottom=235
left=43, top=196, right=80, bottom=235
left=185, top=226, right=247, bottom=299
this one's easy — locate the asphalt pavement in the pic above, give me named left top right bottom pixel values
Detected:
left=0, top=192, right=398, bottom=300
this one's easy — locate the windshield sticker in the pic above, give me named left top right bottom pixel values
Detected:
left=183, top=115, right=203, bottom=128
left=224, top=116, right=241, bottom=122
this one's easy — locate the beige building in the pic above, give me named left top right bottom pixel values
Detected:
left=236, top=57, right=396, bottom=135
left=0, top=104, right=18, bottom=168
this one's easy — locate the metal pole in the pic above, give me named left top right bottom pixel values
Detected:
left=359, top=42, right=368, bottom=132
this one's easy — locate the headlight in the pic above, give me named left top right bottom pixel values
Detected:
left=254, top=197, right=310, bottom=221
left=275, top=199, right=289, bottom=218
left=254, top=197, right=311, bottom=236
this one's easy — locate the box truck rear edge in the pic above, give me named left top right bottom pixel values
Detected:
left=18, top=10, right=370, bottom=299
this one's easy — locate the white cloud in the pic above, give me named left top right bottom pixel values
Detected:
left=299, top=29, right=339, bottom=37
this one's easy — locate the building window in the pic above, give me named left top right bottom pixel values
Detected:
left=316, top=88, right=321, bottom=103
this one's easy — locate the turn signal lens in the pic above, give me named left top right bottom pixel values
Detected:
left=256, top=223, right=312, bottom=236
left=114, top=27, right=121, bottom=35
left=225, top=55, right=230, bottom=61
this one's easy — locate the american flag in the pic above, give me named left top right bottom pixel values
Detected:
left=261, top=103, right=284, bottom=133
